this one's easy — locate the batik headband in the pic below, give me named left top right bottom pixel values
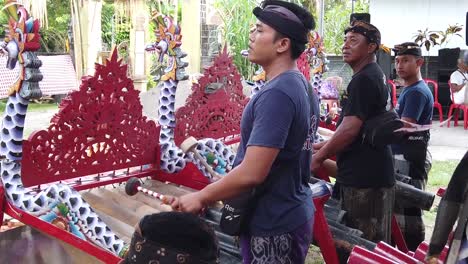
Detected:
left=392, top=43, right=422, bottom=57
left=344, top=20, right=381, bottom=47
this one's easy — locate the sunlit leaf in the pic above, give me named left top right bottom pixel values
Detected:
left=424, top=41, right=430, bottom=51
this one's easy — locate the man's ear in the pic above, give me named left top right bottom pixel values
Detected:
left=276, top=37, right=291, bottom=54
left=416, top=57, right=425, bottom=67
left=368, top=43, right=378, bottom=54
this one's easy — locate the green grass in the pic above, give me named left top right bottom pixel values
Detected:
left=0, top=99, right=59, bottom=112
left=427, top=160, right=459, bottom=190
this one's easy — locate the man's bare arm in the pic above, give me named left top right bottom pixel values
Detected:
left=313, top=116, right=362, bottom=164
left=450, top=82, right=466, bottom=93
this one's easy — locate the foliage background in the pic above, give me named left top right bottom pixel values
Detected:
left=101, top=3, right=131, bottom=53
left=0, top=0, right=371, bottom=77
left=213, top=0, right=259, bottom=79
left=323, top=0, right=369, bottom=55
left=212, top=0, right=370, bottom=79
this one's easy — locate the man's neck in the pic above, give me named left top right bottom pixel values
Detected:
left=263, top=57, right=297, bottom=81
left=350, top=54, right=376, bottom=74
left=403, top=73, right=422, bottom=87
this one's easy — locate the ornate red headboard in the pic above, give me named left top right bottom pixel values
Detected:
left=21, top=51, right=159, bottom=187
left=174, top=47, right=248, bottom=146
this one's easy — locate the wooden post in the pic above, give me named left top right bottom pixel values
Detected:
left=70, top=0, right=103, bottom=78
left=181, top=0, right=201, bottom=74
left=129, top=0, right=148, bottom=91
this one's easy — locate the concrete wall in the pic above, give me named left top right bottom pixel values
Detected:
left=200, top=0, right=221, bottom=69
left=181, top=0, right=221, bottom=73
left=370, top=0, right=468, bottom=56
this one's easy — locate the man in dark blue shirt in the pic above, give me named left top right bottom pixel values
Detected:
left=392, top=42, right=434, bottom=250
left=171, top=1, right=318, bottom=263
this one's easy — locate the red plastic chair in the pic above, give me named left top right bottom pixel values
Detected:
left=447, top=81, right=468, bottom=129
left=387, top=79, right=397, bottom=108
left=423, top=78, right=444, bottom=123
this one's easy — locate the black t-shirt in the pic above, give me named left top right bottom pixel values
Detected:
left=336, top=63, right=395, bottom=188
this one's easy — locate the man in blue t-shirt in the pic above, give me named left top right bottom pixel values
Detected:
left=391, top=42, right=434, bottom=250
left=171, top=1, right=318, bottom=263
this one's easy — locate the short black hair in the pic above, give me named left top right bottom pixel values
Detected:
left=139, top=212, right=219, bottom=261
left=262, top=0, right=316, bottom=59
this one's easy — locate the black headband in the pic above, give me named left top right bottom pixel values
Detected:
left=344, top=20, right=381, bottom=47
left=393, top=44, right=422, bottom=57
left=253, top=5, right=309, bottom=44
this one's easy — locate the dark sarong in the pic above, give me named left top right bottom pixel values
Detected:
left=240, top=218, right=314, bottom=264
left=393, top=151, right=432, bottom=250
left=339, top=185, right=395, bottom=243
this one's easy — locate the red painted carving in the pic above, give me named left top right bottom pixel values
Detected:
left=21, top=50, right=159, bottom=187
left=297, top=52, right=311, bottom=82
left=174, top=46, right=248, bottom=146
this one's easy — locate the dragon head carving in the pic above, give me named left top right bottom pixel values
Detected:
left=1, top=1, right=42, bottom=98
left=146, top=11, right=188, bottom=81
left=1, top=1, right=41, bottom=69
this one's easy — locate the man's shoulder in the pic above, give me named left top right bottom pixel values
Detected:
left=450, top=70, right=464, bottom=80
left=412, top=81, right=433, bottom=96
left=401, top=82, right=433, bottom=105
left=273, top=70, right=306, bottom=86
left=363, top=62, right=385, bottom=76
left=402, top=86, right=427, bottom=99
left=265, top=71, right=307, bottom=97
left=353, top=63, right=385, bottom=83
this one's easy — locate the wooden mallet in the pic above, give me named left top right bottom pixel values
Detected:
left=125, top=177, right=174, bottom=205
left=180, top=136, right=220, bottom=179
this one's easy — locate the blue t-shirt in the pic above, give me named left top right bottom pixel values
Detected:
left=392, top=80, right=434, bottom=155
left=233, top=70, right=317, bottom=236
left=395, top=80, right=434, bottom=125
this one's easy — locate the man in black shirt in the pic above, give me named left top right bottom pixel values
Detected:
left=312, top=20, right=395, bottom=243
